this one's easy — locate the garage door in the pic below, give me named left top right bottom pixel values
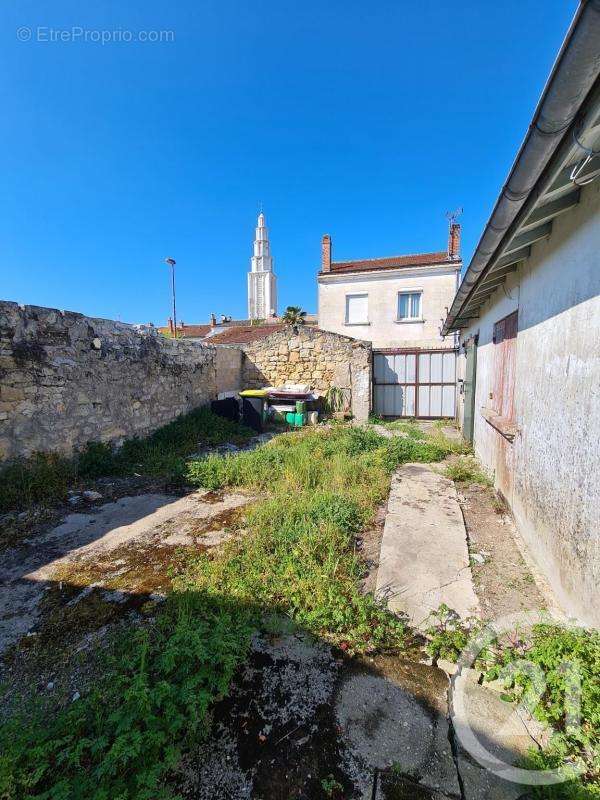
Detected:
left=373, top=350, right=457, bottom=419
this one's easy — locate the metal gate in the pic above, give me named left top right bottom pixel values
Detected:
left=373, top=349, right=457, bottom=419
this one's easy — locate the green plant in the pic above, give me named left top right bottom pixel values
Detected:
left=324, top=385, right=348, bottom=413
left=183, top=425, right=460, bottom=651
left=0, top=452, right=75, bottom=512
left=376, top=436, right=448, bottom=472
left=77, top=440, right=119, bottom=478
left=388, top=421, right=427, bottom=440
left=487, top=625, right=600, bottom=791
left=0, top=592, right=253, bottom=800
left=0, top=407, right=254, bottom=513
left=281, top=305, right=307, bottom=327
left=0, top=423, right=461, bottom=799
left=491, top=493, right=508, bottom=514
left=426, top=608, right=600, bottom=796
left=425, top=604, right=483, bottom=663
left=321, top=774, right=344, bottom=797
left=444, top=455, right=492, bottom=486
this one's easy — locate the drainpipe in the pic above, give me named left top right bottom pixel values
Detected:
left=444, top=0, right=600, bottom=333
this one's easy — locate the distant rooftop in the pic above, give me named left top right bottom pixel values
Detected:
left=207, top=323, right=286, bottom=345
left=157, top=323, right=212, bottom=339
left=325, top=250, right=457, bottom=275
left=157, top=314, right=317, bottom=343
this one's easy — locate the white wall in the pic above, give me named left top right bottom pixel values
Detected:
left=318, top=265, right=459, bottom=349
left=459, top=181, right=600, bottom=625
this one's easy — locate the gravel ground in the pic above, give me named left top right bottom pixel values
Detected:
left=456, top=483, right=552, bottom=620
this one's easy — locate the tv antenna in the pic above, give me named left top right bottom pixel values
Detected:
left=446, top=207, right=463, bottom=224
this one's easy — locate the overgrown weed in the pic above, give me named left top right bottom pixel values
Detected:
left=0, top=407, right=253, bottom=513
left=0, top=422, right=456, bottom=798
left=0, top=592, right=253, bottom=800
left=425, top=607, right=600, bottom=797
left=0, top=452, right=75, bottom=512
left=444, top=454, right=492, bottom=486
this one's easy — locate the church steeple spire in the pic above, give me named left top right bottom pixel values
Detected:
left=248, top=211, right=277, bottom=319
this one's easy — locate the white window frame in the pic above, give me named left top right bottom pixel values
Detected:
left=345, top=293, right=369, bottom=325
left=397, top=290, right=423, bottom=322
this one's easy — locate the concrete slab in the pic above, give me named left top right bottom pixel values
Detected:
left=451, top=673, right=544, bottom=799
left=0, top=490, right=251, bottom=654
left=376, top=464, right=480, bottom=628
left=336, top=659, right=461, bottom=798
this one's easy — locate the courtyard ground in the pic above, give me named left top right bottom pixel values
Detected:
left=0, top=417, right=594, bottom=800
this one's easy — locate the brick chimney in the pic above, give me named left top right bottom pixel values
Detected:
left=168, top=317, right=174, bottom=336
left=321, top=234, right=332, bottom=273
left=210, top=312, right=216, bottom=327
left=448, top=222, right=461, bottom=260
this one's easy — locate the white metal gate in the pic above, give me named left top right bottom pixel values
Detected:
left=373, top=350, right=457, bottom=419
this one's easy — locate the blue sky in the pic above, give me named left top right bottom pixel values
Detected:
left=1, top=0, right=575, bottom=324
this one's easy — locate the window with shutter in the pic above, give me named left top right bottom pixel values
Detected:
left=345, top=294, right=368, bottom=324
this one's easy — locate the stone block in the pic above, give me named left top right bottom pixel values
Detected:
left=1, top=386, right=25, bottom=402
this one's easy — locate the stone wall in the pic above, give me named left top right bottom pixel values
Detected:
left=215, top=346, right=243, bottom=395
left=0, top=301, right=217, bottom=462
left=240, top=326, right=372, bottom=421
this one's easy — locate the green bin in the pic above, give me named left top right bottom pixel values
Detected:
left=285, top=411, right=306, bottom=427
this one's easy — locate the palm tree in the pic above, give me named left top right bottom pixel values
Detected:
left=282, top=306, right=307, bottom=328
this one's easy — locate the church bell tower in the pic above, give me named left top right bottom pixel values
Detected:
left=248, top=212, right=277, bottom=320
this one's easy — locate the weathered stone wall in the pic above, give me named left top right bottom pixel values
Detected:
left=215, top=346, right=243, bottom=395
left=240, top=326, right=372, bottom=421
left=0, top=301, right=217, bottom=462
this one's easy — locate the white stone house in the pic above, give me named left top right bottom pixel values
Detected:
left=443, top=3, right=600, bottom=626
left=317, top=226, right=461, bottom=418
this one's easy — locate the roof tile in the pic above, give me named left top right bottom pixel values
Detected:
left=326, top=251, right=456, bottom=275
left=157, top=325, right=212, bottom=338
left=208, top=324, right=286, bottom=345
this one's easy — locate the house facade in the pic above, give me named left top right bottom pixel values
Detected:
left=318, top=225, right=461, bottom=418
left=443, top=3, right=600, bottom=625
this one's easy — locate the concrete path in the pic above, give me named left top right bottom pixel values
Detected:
left=0, top=489, right=250, bottom=655
left=376, top=463, right=479, bottom=628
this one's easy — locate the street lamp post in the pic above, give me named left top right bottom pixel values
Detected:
left=164, top=258, right=177, bottom=338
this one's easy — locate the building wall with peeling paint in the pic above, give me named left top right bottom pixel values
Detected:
left=457, top=181, right=600, bottom=626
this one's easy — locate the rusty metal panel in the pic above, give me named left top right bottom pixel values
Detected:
left=493, top=311, right=518, bottom=419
